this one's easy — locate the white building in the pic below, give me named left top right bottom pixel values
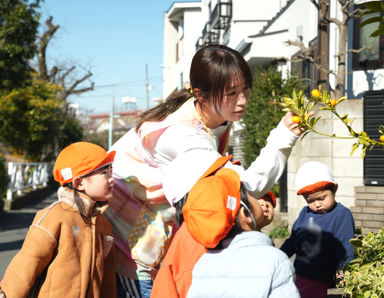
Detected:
left=162, top=0, right=384, bottom=232
left=163, top=1, right=204, bottom=99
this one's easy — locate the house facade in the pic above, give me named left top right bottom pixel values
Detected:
left=163, top=2, right=204, bottom=99
left=162, top=0, right=384, bottom=232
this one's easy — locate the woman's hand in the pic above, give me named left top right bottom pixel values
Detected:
left=283, top=111, right=314, bottom=136
left=0, top=288, right=6, bottom=298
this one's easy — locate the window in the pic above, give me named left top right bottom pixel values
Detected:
left=363, top=90, right=384, bottom=186
left=353, top=5, right=384, bottom=70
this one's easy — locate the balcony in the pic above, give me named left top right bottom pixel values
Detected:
left=196, top=23, right=219, bottom=50
left=210, top=0, right=232, bottom=30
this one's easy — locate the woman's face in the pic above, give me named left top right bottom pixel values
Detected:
left=219, top=75, right=250, bottom=122
left=201, top=74, right=250, bottom=128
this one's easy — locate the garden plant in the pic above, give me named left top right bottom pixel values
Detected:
left=336, top=228, right=384, bottom=297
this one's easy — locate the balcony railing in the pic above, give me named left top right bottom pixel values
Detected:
left=7, top=162, right=53, bottom=201
left=196, top=1, right=232, bottom=51
left=210, top=0, right=232, bottom=30
left=196, top=23, right=219, bottom=50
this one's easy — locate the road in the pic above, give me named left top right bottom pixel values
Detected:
left=0, top=191, right=56, bottom=279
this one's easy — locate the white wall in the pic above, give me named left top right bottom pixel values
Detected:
left=163, top=13, right=178, bottom=99
left=227, top=0, right=284, bottom=50
left=163, top=4, right=203, bottom=99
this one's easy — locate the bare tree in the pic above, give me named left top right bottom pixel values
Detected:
left=286, top=0, right=365, bottom=99
left=36, top=16, right=94, bottom=101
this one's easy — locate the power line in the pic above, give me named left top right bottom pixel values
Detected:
left=95, top=76, right=162, bottom=89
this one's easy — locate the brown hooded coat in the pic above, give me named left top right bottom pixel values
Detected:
left=0, top=187, right=116, bottom=298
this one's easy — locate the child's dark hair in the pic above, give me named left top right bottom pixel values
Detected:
left=174, top=194, right=188, bottom=227
left=224, top=183, right=253, bottom=240
left=63, top=183, right=89, bottom=224
left=62, top=164, right=112, bottom=224
left=136, top=44, right=252, bottom=130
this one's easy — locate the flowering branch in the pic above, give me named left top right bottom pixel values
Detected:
left=280, top=87, right=384, bottom=157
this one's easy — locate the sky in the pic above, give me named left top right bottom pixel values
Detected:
left=40, top=0, right=191, bottom=115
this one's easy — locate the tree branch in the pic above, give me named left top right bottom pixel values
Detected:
left=34, top=17, right=94, bottom=101
left=285, top=40, right=336, bottom=77
left=310, top=0, right=319, bottom=10
left=37, top=16, right=59, bottom=81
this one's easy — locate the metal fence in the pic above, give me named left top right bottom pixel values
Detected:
left=6, top=162, right=54, bottom=201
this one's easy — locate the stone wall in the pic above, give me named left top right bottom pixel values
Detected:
left=352, top=186, right=384, bottom=234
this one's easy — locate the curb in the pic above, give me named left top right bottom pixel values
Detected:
left=1, top=184, right=58, bottom=211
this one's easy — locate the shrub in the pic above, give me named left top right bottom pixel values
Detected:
left=242, top=67, right=303, bottom=196
left=269, top=222, right=290, bottom=241
left=337, top=228, right=384, bottom=297
left=242, top=66, right=303, bottom=169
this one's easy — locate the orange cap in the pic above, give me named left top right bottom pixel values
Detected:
left=259, top=191, right=276, bottom=208
left=53, top=142, right=116, bottom=185
left=183, top=157, right=241, bottom=249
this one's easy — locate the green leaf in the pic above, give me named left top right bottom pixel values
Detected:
left=359, top=16, right=382, bottom=28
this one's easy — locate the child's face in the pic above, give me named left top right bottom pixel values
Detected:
left=257, top=197, right=275, bottom=228
left=82, top=165, right=114, bottom=202
left=304, top=189, right=335, bottom=213
left=246, top=192, right=265, bottom=230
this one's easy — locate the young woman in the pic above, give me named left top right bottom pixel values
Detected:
left=107, top=44, right=303, bottom=297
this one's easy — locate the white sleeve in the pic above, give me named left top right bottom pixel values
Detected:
left=153, top=125, right=222, bottom=169
left=237, top=119, right=298, bottom=198
left=156, top=120, right=297, bottom=199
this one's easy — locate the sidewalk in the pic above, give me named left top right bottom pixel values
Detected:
left=0, top=191, right=56, bottom=279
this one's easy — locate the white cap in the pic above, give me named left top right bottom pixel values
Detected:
left=163, top=149, right=223, bottom=206
left=295, top=161, right=337, bottom=195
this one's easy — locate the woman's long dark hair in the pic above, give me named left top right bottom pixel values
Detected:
left=136, top=44, right=253, bottom=130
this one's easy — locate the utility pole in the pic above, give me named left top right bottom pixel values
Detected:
left=108, top=91, right=115, bottom=149
left=145, top=64, right=150, bottom=109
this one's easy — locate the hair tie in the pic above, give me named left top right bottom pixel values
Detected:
left=183, top=83, right=193, bottom=94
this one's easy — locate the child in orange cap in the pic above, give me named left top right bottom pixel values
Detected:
left=0, top=142, right=116, bottom=298
left=280, top=161, right=355, bottom=298
left=184, top=164, right=299, bottom=297
left=257, top=190, right=276, bottom=228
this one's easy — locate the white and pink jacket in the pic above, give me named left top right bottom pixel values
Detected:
left=105, top=98, right=297, bottom=280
